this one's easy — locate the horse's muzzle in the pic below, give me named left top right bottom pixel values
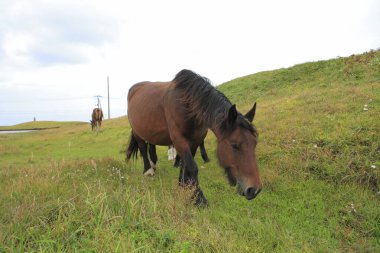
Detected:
left=244, top=187, right=261, bottom=200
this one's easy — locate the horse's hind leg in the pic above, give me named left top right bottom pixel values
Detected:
left=148, top=144, right=157, bottom=170
left=137, top=141, right=154, bottom=176
left=173, top=154, right=181, bottom=167
left=199, top=142, right=210, bottom=163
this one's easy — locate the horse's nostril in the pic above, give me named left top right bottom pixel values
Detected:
left=244, top=187, right=261, bottom=200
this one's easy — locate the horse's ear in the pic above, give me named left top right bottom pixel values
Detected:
left=245, top=102, right=256, bottom=122
left=228, top=104, right=238, bottom=124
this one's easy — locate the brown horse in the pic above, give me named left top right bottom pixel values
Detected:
left=126, top=69, right=261, bottom=206
left=90, top=108, right=103, bottom=132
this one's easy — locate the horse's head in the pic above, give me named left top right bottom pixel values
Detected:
left=90, top=120, right=95, bottom=131
left=217, top=103, right=261, bottom=200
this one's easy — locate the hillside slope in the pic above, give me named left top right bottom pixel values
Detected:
left=0, top=50, right=379, bottom=252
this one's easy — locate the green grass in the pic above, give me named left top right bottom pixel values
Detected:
left=0, top=118, right=129, bottom=167
left=0, top=50, right=379, bottom=252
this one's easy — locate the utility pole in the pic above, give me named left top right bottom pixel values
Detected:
left=94, top=95, right=102, bottom=108
left=107, top=76, right=110, bottom=119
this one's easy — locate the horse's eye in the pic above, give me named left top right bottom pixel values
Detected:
left=231, top=143, right=240, bottom=151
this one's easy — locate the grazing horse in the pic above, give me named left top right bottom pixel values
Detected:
left=126, top=69, right=261, bottom=206
left=90, top=108, right=103, bottom=132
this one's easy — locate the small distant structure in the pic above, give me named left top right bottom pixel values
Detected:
left=94, top=95, right=102, bottom=109
left=33, top=117, right=36, bottom=122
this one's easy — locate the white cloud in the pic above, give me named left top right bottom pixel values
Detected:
left=0, top=0, right=117, bottom=69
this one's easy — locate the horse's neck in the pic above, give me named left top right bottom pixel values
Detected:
left=205, top=111, right=228, bottom=140
left=209, top=124, right=225, bottom=140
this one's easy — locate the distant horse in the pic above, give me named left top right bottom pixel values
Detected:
left=126, top=69, right=261, bottom=206
left=90, top=108, right=103, bottom=132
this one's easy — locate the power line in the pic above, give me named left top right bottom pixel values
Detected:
left=93, top=95, right=102, bottom=108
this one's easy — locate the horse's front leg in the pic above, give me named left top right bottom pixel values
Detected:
left=177, top=145, right=208, bottom=207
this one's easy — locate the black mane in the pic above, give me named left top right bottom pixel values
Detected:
left=173, top=69, right=257, bottom=137
left=173, top=69, right=232, bottom=128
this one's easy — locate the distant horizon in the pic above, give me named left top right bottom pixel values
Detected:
left=1, top=115, right=130, bottom=127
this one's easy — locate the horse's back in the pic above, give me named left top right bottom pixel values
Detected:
left=92, top=108, right=103, bottom=121
left=128, top=81, right=170, bottom=100
left=127, top=81, right=173, bottom=145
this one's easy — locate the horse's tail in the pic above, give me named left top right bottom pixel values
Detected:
left=126, top=132, right=139, bottom=161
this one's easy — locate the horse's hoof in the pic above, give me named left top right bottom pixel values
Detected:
left=195, top=196, right=209, bottom=207
left=192, top=188, right=208, bottom=207
left=144, top=168, right=155, bottom=176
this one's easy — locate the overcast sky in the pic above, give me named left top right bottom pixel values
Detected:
left=1, top=0, right=379, bottom=126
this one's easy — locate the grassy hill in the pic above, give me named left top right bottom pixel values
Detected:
left=0, top=50, right=379, bottom=252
